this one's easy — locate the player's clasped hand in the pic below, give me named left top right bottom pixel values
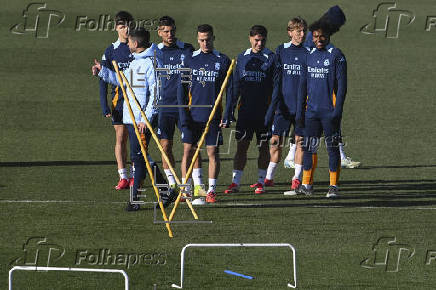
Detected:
left=138, top=122, right=147, bottom=134
left=92, top=59, right=102, bottom=76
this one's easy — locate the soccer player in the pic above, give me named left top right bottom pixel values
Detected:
left=99, top=11, right=135, bottom=190
left=264, top=17, right=309, bottom=192
left=93, top=28, right=173, bottom=211
left=283, top=5, right=361, bottom=169
left=296, top=19, right=347, bottom=198
left=155, top=16, right=206, bottom=195
left=177, top=24, right=231, bottom=203
left=221, top=25, right=274, bottom=194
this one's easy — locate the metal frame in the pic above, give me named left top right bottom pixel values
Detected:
left=171, top=243, right=297, bottom=289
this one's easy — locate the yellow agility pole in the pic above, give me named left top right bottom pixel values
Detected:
left=118, top=70, right=199, bottom=220
left=112, top=61, right=174, bottom=238
left=169, top=59, right=236, bottom=221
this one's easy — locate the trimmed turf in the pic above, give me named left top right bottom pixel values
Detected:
left=2, top=0, right=436, bottom=289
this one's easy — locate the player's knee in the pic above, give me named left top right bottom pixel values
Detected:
left=269, top=135, right=280, bottom=147
left=183, top=144, right=192, bottom=155
left=161, top=141, right=172, bottom=153
left=130, top=152, right=143, bottom=165
left=302, top=136, right=320, bottom=153
left=207, top=146, right=218, bottom=158
left=295, top=136, right=303, bottom=148
left=325, top=135, right=340, bottom=149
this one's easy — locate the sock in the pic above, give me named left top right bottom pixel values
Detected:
left=164, top=169, right=176, bottom=185
left=192, top=168, right=203, bottom=186
left=258, top=169, right=267, bottom=184
left=266, top=162, right=278, bottom=180
left=293, top=164, right=303, bottom=180
left=302, top=169, right=312, bottom=185
left=330, top=165, right=341, bottom=186
left=339, top=143, right=347, bottom=160
left=129, top=165, right=135, bottom=179
left=118, top=168, right=128, bottom=180
left=329, top=171, right=338, bottom=186
left=232, top=170, right=243, bottom=185
left=208, top=178, right=217, bottom=192
left=286, top=143, right=297, bottom=161
left=310, top=154, right=318, bottom=185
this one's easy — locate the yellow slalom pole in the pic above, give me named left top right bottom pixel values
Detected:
left=169, top=59, right=236, bottom=221
left=112, top=61, right=173, bottom=238
left=119, top=70, right=199, bottom=220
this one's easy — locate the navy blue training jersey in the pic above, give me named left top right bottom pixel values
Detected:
left=223, top=48, right=275, bottom=124
left=301, top=44, right=347, bottom=118
left=157, top=40, right=194, bottom=114
left=99, top=40, right=133, bottom=115
left=265, top=42, right=309, bottom=123
left=177, top=49, right=231, bottom=123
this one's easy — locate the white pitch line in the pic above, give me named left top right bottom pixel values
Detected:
left=1, top=200, right=436, bottom=210
left=0, top=200, right=127, bottom=204
left=216, top=202, right=436, bottom=210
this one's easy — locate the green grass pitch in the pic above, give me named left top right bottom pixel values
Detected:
left=1, top=0, right=436, bottom=289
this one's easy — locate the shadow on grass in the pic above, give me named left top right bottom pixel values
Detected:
left=209, top=199, right=436, bottom=209
left=356, top=165, right=436, bottom=170
left=0, top=161, right=117, bottom=167
left=210, top=178, right=436, bottom=208
left=0, top=157, right=255, bottom=167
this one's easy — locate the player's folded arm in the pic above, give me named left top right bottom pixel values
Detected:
left=333, top=51, right=347, bottom=119
left=99, top=78, right=111, bottom=116
left=98, top=50, right=113, bottom=116
left=222, top=68, right=239, bottom=126
left=296, top=62, right=308, bottom=127
left=264, top=66, right=283, bottom=127
left=176, top=80, right=191, bottom=127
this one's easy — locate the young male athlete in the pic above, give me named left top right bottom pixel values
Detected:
left=264, top=17, right=308, bottom=192
left=177, top=24, right=231, bottom=203
left=155, top=16, right=205, bottom=196
left=296, top=19, right=347, bottom=198
left=99, top=11, right=135, bottom=190
left=221, top=25, right=274, bottom=194
left=94, top=28, right=173, bottom=211
left=284, top=5, right=361, bottom=169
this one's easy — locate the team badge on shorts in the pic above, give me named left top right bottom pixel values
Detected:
left=324, top=59, right=330, bottom=66
left=215, top=62, right=220, bottom=70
